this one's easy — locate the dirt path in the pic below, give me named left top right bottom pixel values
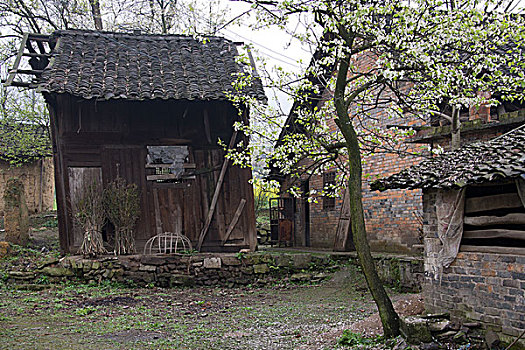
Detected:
left=0, top=265, right=423, bottom=350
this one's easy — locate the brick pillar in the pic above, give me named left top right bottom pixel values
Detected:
left=469, top=91, right=491, bottom=122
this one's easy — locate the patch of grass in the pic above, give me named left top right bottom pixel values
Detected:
left=337, top=330, right=384, bottom=347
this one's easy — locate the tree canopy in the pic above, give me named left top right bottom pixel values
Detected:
left=228, top=0, right=525, bottom=337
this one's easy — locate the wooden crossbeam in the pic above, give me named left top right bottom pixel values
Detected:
left=196, top=130, right=238, bottom=251
left=4, top=33, right=28, bottom=87
left=14, top=69, right=44, bottom=75
left=222, top=198, right=247, bottom=245
left=465, top=193, right=523, bottom=214
left=22, top=52, right=51, bottom=58
left=463, top=229, right=525, bottom=240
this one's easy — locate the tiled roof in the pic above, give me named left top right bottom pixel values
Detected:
left=371, top=126, right=525, bottom=191
left=37, top=30, right=265, bottom=101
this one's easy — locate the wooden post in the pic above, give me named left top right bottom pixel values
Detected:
left=221, top=198, right=246, bottom=245
left=153, top=188, right=162, bottom=235
left=196, top=130, right=238, bottom=251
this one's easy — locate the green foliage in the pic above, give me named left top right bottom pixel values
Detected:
left=337, top=330, right=384, bottom=347
left=42, top=218, right=58, bottom=228
left=0, top=88, right=50, bottom=166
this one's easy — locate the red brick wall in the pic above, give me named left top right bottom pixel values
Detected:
left=423, top=189, right=525, bottom=346
left=278, top=49, right=513, bottom=253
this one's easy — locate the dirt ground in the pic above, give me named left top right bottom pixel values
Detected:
left=1, top=216, right=428, bottom=350
left=0, top=270, right=425, bottom=350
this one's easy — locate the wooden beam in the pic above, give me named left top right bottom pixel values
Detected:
left=156, top=138, right=192, bottom=145
left=463, top=229, right=525, bottom=240
left=1, top=80, right=33, bottom=88
left=145, top=163, right=196, bottom=169
left=461, top=245, right=525, bottom=255
left=221, top=198, right=247, bottom=245
left=196, top=130, right=238, bottom=251
left=27, top=33, right=51, bottom=41
left=4, top=33, right=28, bottom=87
left=146, top=174, right=195, bottom=181
left=15, top=69, right=44, bottom=75
left=22, top=52, right=51, bottom=58
left=464, top=213, right=525, bottom=226
left=465, top=193, right=523, bottom=214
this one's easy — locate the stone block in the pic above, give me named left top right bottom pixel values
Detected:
left=247, top=253, right=273, bottom=265
left=141, top=255, right=167, bottom=266
left=221, top=256, right=242, bottom=266
left=91, top=261, right=100, bottom=270
left=41, top=267, right=74, bottom=277
left=274, top=254, right=292, bottom=267
left=241, top=266, right=254, bottom=275
left=203, top=257, right=222, bottom=269
left=253, top=264, right=269, bottom=274
left=293, top=254, right=312, bottom=269
left=400, top=316, right=433, bottom=344
left=139, top=264, right=157, bottom=272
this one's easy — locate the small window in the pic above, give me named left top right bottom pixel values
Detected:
left=145, top=146, right=195, bottom=183
left=323, top=171, right=336, bottom=211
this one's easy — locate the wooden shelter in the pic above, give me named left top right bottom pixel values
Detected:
left=372, top=126, right=525, bottom=344
left=6, top=30, right=265, bottom=253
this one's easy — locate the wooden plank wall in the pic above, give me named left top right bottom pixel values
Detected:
left=46, top=94, right=256, bottom=253
left=463, top=182, right=525, bottom=247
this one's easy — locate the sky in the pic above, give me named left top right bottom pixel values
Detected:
left=211, top=1, right=315, bottom=115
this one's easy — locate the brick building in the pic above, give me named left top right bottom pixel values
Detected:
left=271, top=51, right=525, bottom=253
left=372, top=126, right=525, bottom=346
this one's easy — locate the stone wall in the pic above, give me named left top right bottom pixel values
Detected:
left=5, top=251, right=423, bottom=292
left=422, top=189, right=525, bottom=347
left=0, top=157, right=54, bottom=215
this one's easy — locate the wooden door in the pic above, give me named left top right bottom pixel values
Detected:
left=101, top=145, right=150, bottom=241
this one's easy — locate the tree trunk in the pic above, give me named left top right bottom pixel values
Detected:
left=89, top=0, right=103, bottom=30
left=451, top=107, right=461, bottom=150
left=334, top=53, right=400, bottom=338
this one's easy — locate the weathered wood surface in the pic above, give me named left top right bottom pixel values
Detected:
left=463, top=229, right=525, bottom=240
left=49, top=94, right=256, bottom=252
left=222, top=198, right=246, bottom=245
left=67, top=167, right=102, bottom=246
left=334, top=189, right=354, bottom=251
left=196, top=131, right=238, bottom=251
left=465, top=193, right=523, bottom=214
left=145, top=163, right=196, bottom=169
left=464, top=213, right=525, bottom=226
left=146, top=174, right=196, bottom=181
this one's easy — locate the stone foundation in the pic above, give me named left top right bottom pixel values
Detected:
left=5, top=251, right=423, bottom=291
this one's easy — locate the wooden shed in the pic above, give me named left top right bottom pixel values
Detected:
left=6, top=30, right=265, bottom=253
left=371, top=125, right=525, bottom=345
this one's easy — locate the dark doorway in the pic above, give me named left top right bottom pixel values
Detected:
left=301, top=181, right=311, bottom=247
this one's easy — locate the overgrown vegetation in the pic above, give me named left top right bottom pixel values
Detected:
left=104, top=177, right=140, bottom=255
left=75, top=181, right=107, bottom=257
left=338, top=330, right=384, bottom=347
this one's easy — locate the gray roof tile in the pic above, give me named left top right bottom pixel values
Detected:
left=371, top=126, right=525, bottom=191
left=37, top=30, right=265, bottom=101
